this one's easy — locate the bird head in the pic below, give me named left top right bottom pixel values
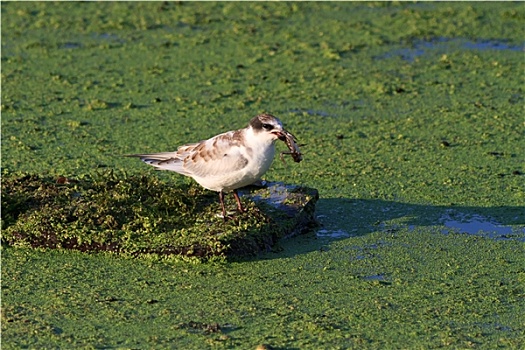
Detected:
left=249, top=114, right=289, bottom=142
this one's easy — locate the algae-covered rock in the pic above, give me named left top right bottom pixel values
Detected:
left=1, top=172, right=318, bottom=260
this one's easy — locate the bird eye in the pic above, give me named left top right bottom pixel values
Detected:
left=262, top=123, right=273, bottom=130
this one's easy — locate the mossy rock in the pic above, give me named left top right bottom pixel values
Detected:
left=1, top=172, right=318, bottom=260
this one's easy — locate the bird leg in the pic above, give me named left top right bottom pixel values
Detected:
left=232, top=189, right=245, bottom=213
left=218, top=190, right=227, bottom=219
left=219, top=190, right=245, bottom=220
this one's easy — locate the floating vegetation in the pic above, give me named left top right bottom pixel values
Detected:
left=1, top=171, right=318, bottom=260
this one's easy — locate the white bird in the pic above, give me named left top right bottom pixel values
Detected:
left=127, top=114, right=300, bottom=219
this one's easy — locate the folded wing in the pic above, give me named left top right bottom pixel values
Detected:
left=126, top=131, right=249, bottom=178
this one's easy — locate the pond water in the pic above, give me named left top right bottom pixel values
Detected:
left=440, top=210, right=525, bottom=241
left=316, top=210, right=525, bottom=241
left=377, top=38, right=524, bottom=62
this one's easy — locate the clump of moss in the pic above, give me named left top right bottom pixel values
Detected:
left=1, top=171, right=317, bottom=260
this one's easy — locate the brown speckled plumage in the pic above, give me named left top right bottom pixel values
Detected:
left=126, top=114, right=301, bottom=219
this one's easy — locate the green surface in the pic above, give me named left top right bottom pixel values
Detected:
left=3, top=232, right=524, bottom=349
left=2, top=2, right=525, bottom=349
left=1, top=172, right=317, bottom=260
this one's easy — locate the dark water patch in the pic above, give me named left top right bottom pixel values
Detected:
left=362, top=274, right=387, bottom=281
left=60, top=42, right=82, bottom=49
left=377, top=38, right=524, bottom=62
left=317, top=199, right=524, bottom=243
left=56, top=33, right=126, bottom=50
left=95, top=33, right=122, bottom=42
left=463, top=40, right=523, bottom=52
left=289, top=109, right=334, bottom=118
left=440, top=210, right=525, bottom=241
left=91, top=33, right=127, bottom=48
left=362, top=274, right=392, bottom=285
left=316, top=229, right=352, bottom=239
left=475, top=322, right=514, bottom=333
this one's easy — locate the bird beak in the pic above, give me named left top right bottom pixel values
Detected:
left=277, top=130, right=297, bottom=142
left=272, top=130, right=287, bottom=141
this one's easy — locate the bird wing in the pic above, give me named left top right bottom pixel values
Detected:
left=127, top=130, right=249, bottom=178
left=181, top=130, right=249, bottom=178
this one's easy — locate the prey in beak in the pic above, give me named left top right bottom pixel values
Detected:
left=279, top=130, right=303, bottom=163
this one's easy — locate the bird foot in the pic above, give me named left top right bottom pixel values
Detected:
left=216, top=210, right=238, bottom=221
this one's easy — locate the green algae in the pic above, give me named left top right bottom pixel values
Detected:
left=2, top=1, right=525, bottom=349
left=1, top=172, right=317, bottom=260
left=2, top=231, right=524, bottom=349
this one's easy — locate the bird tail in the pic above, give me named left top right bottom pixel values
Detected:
left=125, top=152, right=189, bottom=174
